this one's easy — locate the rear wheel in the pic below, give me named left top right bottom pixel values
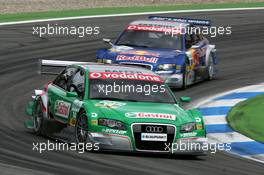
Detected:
left=75, top=111, right=88, bottom=144
left=206, top=54, right=215, bottom=80
left=33, top=96, right=44, bottom=135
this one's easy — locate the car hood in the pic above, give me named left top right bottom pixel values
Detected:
left=87, top=100, right=195, bottom=126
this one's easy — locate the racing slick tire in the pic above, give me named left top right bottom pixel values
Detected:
left=206, top=54, right=215, bottom=80
left=181, top=57, right=190, bottom=89
left=75, top=110, right=89, bottom=144
left=181, top=70, right=188, bottom=90
left=33, top=96, right=45, bottom=135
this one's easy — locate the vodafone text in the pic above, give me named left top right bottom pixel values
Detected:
left=89, top=72, right=163, bottom=82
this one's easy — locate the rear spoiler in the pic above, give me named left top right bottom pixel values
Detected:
left=38, top=59, right=91, bottom=75
left=148, top=16, right=211, bottom=26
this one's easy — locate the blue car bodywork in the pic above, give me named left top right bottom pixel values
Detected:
left=96, top=16, right=218, bottom=89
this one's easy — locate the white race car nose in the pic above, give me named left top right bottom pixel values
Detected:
left=156, top=73, right=184, bottom=88
left=89, top=132, right=133, bottom=151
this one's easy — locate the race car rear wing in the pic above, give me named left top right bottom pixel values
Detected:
left=38, top=59, right=91, bottom=75
left=148, top=16, right=211, bottom=26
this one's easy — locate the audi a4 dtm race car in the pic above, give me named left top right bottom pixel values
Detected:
left=96, top=16, right=218, bottom=89
left=25, top=60, right=207, bottom=154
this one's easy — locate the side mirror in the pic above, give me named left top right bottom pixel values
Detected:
left=180, top=96, right=191, bottom=103
left=66, top=91, right=78, bottom=98
left=103, top=38, right=113, bottom=46
left=103, top=38, right=111, bottom=43
left=191, top=45, right=199, bottom=49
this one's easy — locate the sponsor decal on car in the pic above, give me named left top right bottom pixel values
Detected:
left=69, top=118, right=76, bottom=126
left=89, top=72, right=163, bottom=82
left=91, top=113, right=98, bottom=118
left=102, top=128, right=127, bottom=135
left=119, top=50, right=160, bottom=57
left=127, top=25, right=180, bottom=34
left=180, top=132, right=197, bottom=138
left=54, top=100, right=71, bottom=118
left=141, top=133, right=167, bottom=141
left=91, top=119, right=98, bottom=125
left=125, top=112, right=176, bottom=120
left=116, top=55, right=158, bottom=63
left=104, top=69, right=143, bottom=74
left=196, top=124, right=203, bottom=130
left=95, top=100, right=126, bottom=109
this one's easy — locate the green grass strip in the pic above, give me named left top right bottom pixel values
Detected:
left=0, top=2, right=264, bottom=23
left=227, top=94, right=264, bottom=143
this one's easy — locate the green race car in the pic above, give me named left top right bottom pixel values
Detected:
left=25, top=60, right=207, bottom=154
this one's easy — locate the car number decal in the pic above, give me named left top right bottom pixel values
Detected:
left=95, top=100, right=126, bottom=109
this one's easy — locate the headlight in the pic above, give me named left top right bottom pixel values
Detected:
left=157, top=64, right=176, bottom=71
left=98, top=118, right=126, bottom=130
left=104, top=59, right=112, bottom=64
left=176, top=65, right=182, bottom=70
left=180, top=122, right=196, bottom=133
left=96, top=59, right=103, bottom=63
left=96, top=59, right=112, bottom=64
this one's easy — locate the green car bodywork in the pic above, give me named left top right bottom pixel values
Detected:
left=25, top=62, right=207, bottom=154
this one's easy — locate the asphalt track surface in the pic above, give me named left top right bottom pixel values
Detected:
left=0, top=9, right=264, bottom=175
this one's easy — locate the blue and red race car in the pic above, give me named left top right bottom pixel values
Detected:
left=96, top=16, right=218, bottom=89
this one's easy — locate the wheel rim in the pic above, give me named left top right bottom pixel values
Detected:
left=76, top=114, right=88, bottom=143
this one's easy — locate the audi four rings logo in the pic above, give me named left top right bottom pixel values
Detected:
left=146, top=126, right=163, bottom=133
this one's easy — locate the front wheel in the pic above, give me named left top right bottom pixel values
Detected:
left=75, top=111, right=89, bottom=144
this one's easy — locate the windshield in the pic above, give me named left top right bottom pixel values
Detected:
left=89, top=78, right=176, bottom=104
left=116, top=30, right=182, bottom=50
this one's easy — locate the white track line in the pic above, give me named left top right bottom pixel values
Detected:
left=204, top=115, right=227, bottom=125
left=235, top=85, right=264, bottom=92
left=0, top=7, right=264, bottom=26
left=242, top=155, right=264, bottom=164
left=245, top=154, right=264, bottom=162
left=200, top=99, right=246, bottom=108
left=207, top=132, right=254, bottom=143
left=194, top=83, right=264, bottom=108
